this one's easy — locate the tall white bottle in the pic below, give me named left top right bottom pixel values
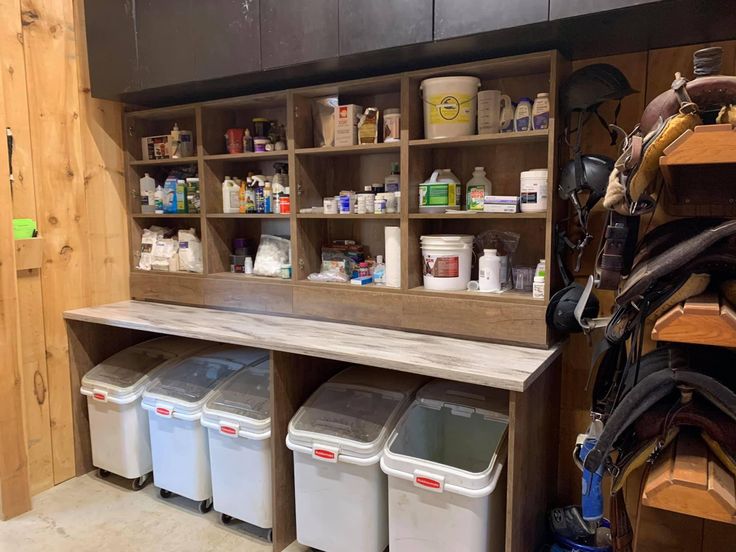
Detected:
left=139, top=172, right=156, bottom=213
left=222, top=176, right=240, bottom=214
left=478, top=248, right=501, bottom=292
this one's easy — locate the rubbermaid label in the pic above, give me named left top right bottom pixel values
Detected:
left=155, top=406, right=172, bottom=417
left=314, top=449, right=335, bottom=460
left=219, top=424, right=238, bottom=437
left=415, top=476, right=441, bottom=489
left=92, top=392, right=107, bottom=402
left=413, top=471, right=445, bottom=492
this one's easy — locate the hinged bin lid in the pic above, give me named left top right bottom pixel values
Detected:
left=142, top=346, right=268, bottom=419
left=81, top=337, right=211, bottom=404
left=201, top=358, right=271, bottom=437
left=287, top=367, right=425, bottom=461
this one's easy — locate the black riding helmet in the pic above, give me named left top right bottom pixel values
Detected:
left=546, top=282, right=600, bottom=334
left=560, top=64, right=637, bottom=117
left=560, top=154, right=614, bottom=201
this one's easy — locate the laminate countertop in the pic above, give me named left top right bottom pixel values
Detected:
left=64, top=300, right=561, bottom=392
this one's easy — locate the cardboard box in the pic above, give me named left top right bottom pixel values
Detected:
left=334, top=104, right=363, bottom=147
left=483, top=203, right=519, bottom=213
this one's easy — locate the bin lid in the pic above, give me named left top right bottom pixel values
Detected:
left=142, top=346, right=268, bottom=417
left=80, top=337, right=210, bottom=402
left=201, top=359, right=271, bottom=435
left=288, top=367, right=423, bottom=459
left=381, top=380, right=509, bottom=495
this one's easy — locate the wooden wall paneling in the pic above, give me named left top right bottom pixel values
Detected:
left=74, top=0, right=129, bottom=306
left=0, top=0, right=54, bottom=496
left=203, top=277, right=293, bottom=314
left=269, top=351, right=343, bottom=551
left=21, top=0, right=90, bottom=485
left=130, top=272, right=205, bottom=305
left=292, top=285, right=403, bottom=327
left=506, top=357, right=562, bottom=551
left=65, top=320, right=154, bottom=476
left=0, top=69, right=32, bottom=520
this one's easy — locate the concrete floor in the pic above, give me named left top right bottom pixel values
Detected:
left=0, top=473, right=273, bottom=552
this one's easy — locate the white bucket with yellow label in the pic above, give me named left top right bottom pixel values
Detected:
left=420, top=76, right=481, bottom=139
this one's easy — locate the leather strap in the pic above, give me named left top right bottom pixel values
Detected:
left=610, top=490, right=633, bottom=552
left=596, top=212, right=635, bottom=290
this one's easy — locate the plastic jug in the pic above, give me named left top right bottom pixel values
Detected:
left=466, top=167, right=492, bottom=211
left=222, top=177, right=240, bottom=214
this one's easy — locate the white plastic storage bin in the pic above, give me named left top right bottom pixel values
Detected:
left=80, top=337, right=210, bottom=489
left=141, top=345, right=268, bottom=512
left=201, top=359, right=272, bottom=532
left=286, top=367, right=425, bottom=552
left=380, top=380, right=509, bottom=552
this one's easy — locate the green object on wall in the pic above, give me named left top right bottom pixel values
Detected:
left=13, top=218, right=37, bottom=239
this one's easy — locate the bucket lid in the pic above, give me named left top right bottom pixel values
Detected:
left=201, top=358, right=271, bottom=434
left=420, top=234, right=474, bottom=244
left=81, top=337, right=211, bottom=402
left=420, top=76, right=481, bottom=89
left=521, top=168, right=549, bottom=178
left=142, top=346, right=268, bottom=417
left=288, top=367, right=424, bottom=460
left=381, top=381, right=509, bottom=495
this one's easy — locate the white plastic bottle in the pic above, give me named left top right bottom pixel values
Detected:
left=533, top=259, right=546, bottom=299
left=478, top=249, right=501, bottom=292
left=373, top=255, right=386, bottom=285
left=535, top=259, right=546, bottom=278
left=153, top=185, right=165, bottom=213
left=514, top=98, right=533, bottom=132
left=465, top=167, right=492, bottom=211
left=140, top=172, right=156, bottom=213
left=222, top=176, right=240, bottom=213
left=532, top=93, right=550, bottom=130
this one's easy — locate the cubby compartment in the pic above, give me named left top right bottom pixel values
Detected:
left=296, top=217, right=399, bottom=286
left=202, top=157, right=290, bottom=215
left=201, top=92, right=288, bottom=157
left=407, top=53, right=552, bottom=142
left=127, top=162, right=200, bottom=215
left=292, top=76, right=402, bottom=150
left=130, top=216, right=203, bottom=275
left=408, top=140, right=549, bottom=214
left=407, top=217, right=546, bottom=302
left=124, top=106, right=197, bottom=162
left=206, top=217, right=291, bottom=281
left=294, top=151, right=400, bottom=214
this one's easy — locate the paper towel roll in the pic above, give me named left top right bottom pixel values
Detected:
left=385, top=226, right=401, bottom=288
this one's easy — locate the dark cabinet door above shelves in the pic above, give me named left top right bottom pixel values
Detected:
left=338, top=0, right=433, bottom=56
left=434, top=0, right=549, bottom=40
left=84, top=0, right=139, bottom=96
left=136, top=0, right=261, bottom=90
left=261, top=0, right=339, bottom=70
left=550, top=0, right=659, bottom=20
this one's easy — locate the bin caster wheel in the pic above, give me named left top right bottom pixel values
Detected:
left=159, top=489, right=173, bottom=499
left=98, top=469, right=110, bottom=479
left=266, top=529, right=273, bottom=543
left=131, top=474, right=149, bottom=491
left=221, top=513, right=233, bottom=525
left=198, top=498, right=213, bottom=514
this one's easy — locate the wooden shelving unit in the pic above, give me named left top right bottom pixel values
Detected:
left=652, top=293, right=736, bottom=347
left=122, top=50, right=567, bottom=346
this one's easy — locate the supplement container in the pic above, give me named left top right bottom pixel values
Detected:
left=383, top=108, right=401, bottom=142
left=381, top=380, right=509, bottom=552
left=142, top=346, right=269, bottom=512
left=201, top=358, right=272, bottom=532
left=420, top=76, right=480, bottom=139
left=520, top=169, right=548, bottom=213
left=81, top=337, right=210, bottom=488
left=286, top=367, right=425, bottom=552
left=420, top=235, right=474, bottom=291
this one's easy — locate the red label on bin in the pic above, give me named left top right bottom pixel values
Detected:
left=220, top=425, right=237, bottom=436
left=415, top=476, right=441, bottom=489
left=155, top=407, right=171, bottom=416
left=314, top=449, right=336, bottom=460
left=92, top=392, right=106, bottom=401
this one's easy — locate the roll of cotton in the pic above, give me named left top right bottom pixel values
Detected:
left=178, top=228, right=203, bottom=273
left=253, top=234, right=291, bottom=277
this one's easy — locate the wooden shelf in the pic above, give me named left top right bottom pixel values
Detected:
left=15, top=237, right=44, bottom=271
left=296, top=279, right=404, bottom=293
left=203, top=151, right=288, bottom=162
left=409, top=212, right=546, bottom=219
left=131, top=213, right=201, bottom=219
left=129, top=156, right=199, bottom=166
left=131, top=268, right=203, bottom=278
left=651, top=293, right=736, bottom=347
left=642, top=432, right=736, bottom=525
left=409, top=286, right=541, bottom=304
left=295, top=142, right=400, bottom=157
left=206, top=213, right=290, bottom=219
left=209, top=272, right=292, bottom=284
left=409, top=130, right=548, bottom=149
left=297, top=213, right=400, bottom=220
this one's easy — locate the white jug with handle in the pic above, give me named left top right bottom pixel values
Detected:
left=477, top=90, right=513, bottom=134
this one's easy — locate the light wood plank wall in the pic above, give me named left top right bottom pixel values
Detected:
left=0, top=0, right=129, bottom=508
left=558, top=41, right=736, bottom=551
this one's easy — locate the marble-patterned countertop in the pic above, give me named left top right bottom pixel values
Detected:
left=64, top=300, right=561, bottom=392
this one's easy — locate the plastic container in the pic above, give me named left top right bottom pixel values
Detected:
left=141, top=345, right=269, bottom=511
left=419, top=169, right=461, bottom=213
left=520, top=169, right=548, bottom=213
left=383, top=109, right=401, bottom=142
left=81, top=337, right=210, bottom=487
left=532, top=93, right=550, bottom=130
left=420, top=235, right=474, bottom=291
left=286, top=367, right=425, bottom=552
left=222, top=176, right=240, bottom=214
left=201, top=358, right=272, bottom=530
left=478, top=248, right=501, bottom=292
left=381, top=380, right=509, bottom=552
left=466, top=167, right=492, bottom=211
left=420, top=76, right=480, bottom=139
left=514, top=97, right=533, bottom=132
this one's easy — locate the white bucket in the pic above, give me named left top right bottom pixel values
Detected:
left=420, top=235, right=474, bottom=291
left=520, top=169, right=548, bottom=213
left=421, top=76, right=480, bottom=139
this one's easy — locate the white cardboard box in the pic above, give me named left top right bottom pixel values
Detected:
left=334, top=104, right=363, bottom=147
